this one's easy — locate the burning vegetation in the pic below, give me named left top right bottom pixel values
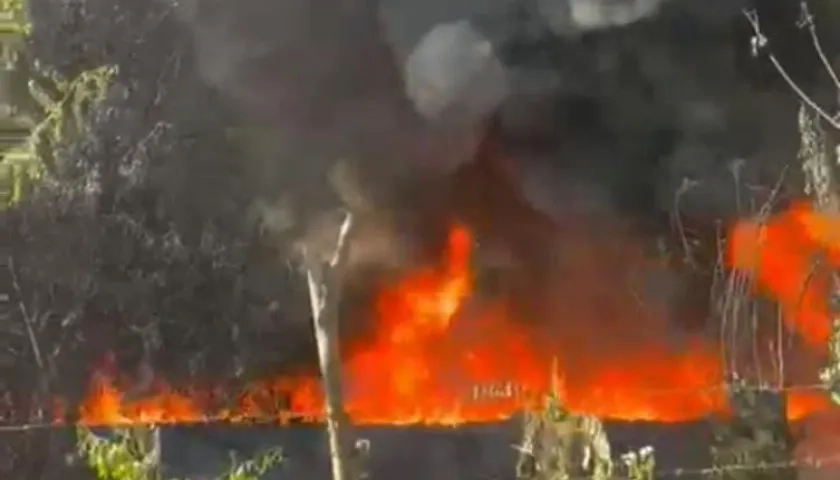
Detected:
left=3, top=0, right=840, bottom=479
left=41, top=199, right=840, bottom=426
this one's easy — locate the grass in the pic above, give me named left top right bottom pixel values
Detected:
left=76, top=426, right=283, bottom=480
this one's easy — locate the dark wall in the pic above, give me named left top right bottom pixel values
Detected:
left=162, top=421, right=714, bottom=480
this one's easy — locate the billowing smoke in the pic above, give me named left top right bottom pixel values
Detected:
left=537, top=0, right=669, bottom=34
left=172, top=0, right=694, bottom=190
left=172, top=0, right=834, bottom=409
left=164, top=0, right=816, bottom=342
left=382, top=0, right=769, bottom=225
left=404, top=21, right=507, bottom=127
left=9, top=1, right=840, bottom=477
left=391, top=0, right=686, bottom=173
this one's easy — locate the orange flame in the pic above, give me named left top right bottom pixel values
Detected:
left=727, top=201, right=834, bottom=347
left=726, top=200, right=840, bottom=417
left=67, top=204, right=840, bottom=426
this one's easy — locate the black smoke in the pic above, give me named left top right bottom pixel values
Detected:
left=1, top=0, right=839, bottom=477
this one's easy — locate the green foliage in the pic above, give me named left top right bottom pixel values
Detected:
left=224, top=448, right=284, bottom=480
left=516, top=397, right=616, bottom=480
left=619, top=446, right=655, bottom=480
left=0, top=0, right=31, bottom=205
left=0, top=0, right=116, bottom=207
left=0, top=62, right=116, bottom=207
left=820, top=318, right=840, bottom=405
left=26, top=63, right=117, bottom=167
left=76, top=426, right=283, bottom=480
left=76, top=427, right=161, bottom=480
left=513, top=358, right=663, bottom=479
left=0, top=0, right=30, bottom=37
left=515, top=359, right=618, bottom=480
left=1, top=142, right=38, bottom=204
left=709, top=380, right=795, bottom=479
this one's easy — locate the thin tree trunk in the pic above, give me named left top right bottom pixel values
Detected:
left=304, top=212, right=358, bottom=480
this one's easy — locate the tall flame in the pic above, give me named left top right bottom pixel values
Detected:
left=726, top=200, right=840, bottom=418
left=728, top=201, right=840, bottom=347
left=64, top=202, right=840, bottom=426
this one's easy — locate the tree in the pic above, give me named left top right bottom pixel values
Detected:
left=301, top=210, right=368, bottom=480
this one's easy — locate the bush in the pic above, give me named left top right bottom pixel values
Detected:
left=76, top=426, right=283, bottom=480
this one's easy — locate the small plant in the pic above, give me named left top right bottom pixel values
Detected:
left=619, top=445, right=655, bottom=480
left=223, top=447, right=284, bottom=480
left=819, top=317, right=840, bottom=405
left=76, top=426, right=162, bottom=480
left=515, top=359, right=613, bottom=480
left=709, top=379, right=795, bottom=480
left=76, top=426, right=283, bottom=480
left=515, top=393, right=614, bottom=480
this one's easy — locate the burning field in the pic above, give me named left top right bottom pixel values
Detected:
left=54, top=196, right=840, bottom=429
left=5, top=1, right=840, bottom=478
left=23, top=190, right=838, bottom=479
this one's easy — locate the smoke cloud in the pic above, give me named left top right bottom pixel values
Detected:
left=404, top=21, right=507, bottom=126
left=171, top=0, right=694, bottom=192
left=165, top=1, right=814, bottom=355
left=537, top=0, right=668, bottom=35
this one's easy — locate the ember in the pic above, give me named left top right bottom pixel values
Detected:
left=63, top=202, right=840, bottom=427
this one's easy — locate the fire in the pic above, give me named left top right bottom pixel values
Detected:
left=62, top=202, right=840, bottom=426
left=726, top=200, right=840, bottom=418
left=727, top=201, right=836, bottom=347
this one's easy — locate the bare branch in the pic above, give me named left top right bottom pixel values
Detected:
left=671, top=176, right=700, bottom=268
left=742, top=9, right=840, bottom=130
left=6, top=256, right=44, bottom=371
left=798, top=1, right=840, bottom=94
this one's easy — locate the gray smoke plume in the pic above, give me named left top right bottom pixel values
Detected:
left=166, top=0, right=830, bottom=377
left=537, top=0, right=669, bottom=35
left=171, top=0, right=689, bottom=186
left=404, top=21, right=507, bottom=126
left=394, top=0, right=679, bottom=133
